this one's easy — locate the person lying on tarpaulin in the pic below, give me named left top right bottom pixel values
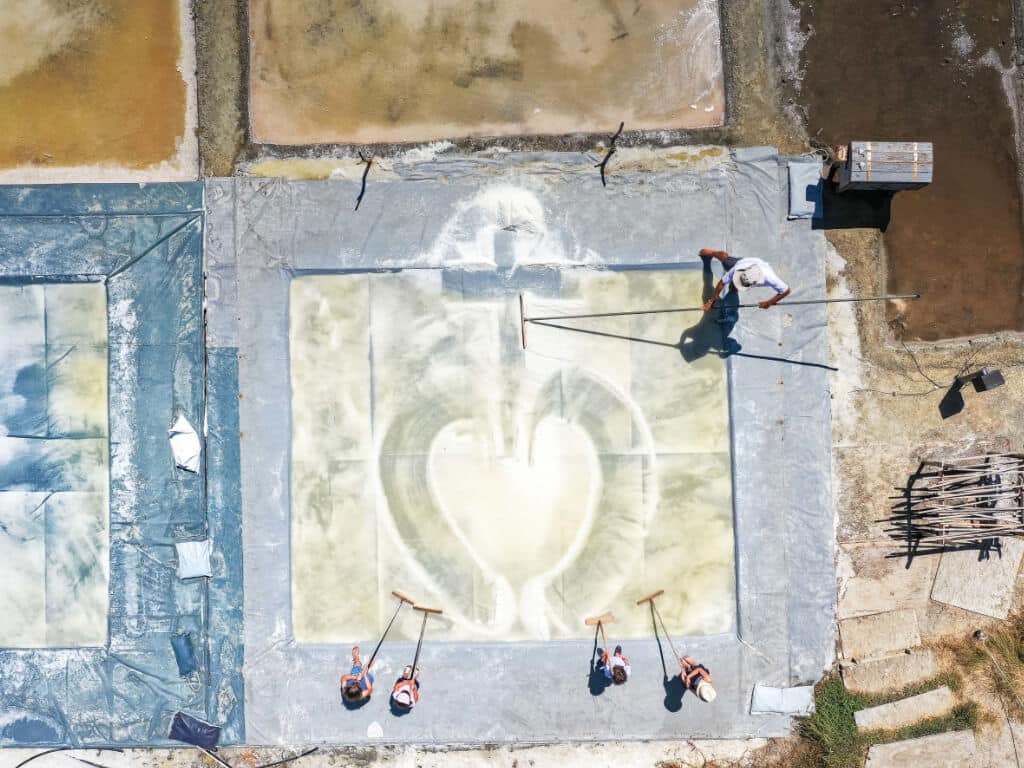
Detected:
left=700, top=248, right=792, bottom=316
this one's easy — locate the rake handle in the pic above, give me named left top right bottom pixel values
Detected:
left=524, top=294, right=921, bottom=323
left=411, top=611, right=429, bottom=673
left=366, top=597, right=407, bottom=670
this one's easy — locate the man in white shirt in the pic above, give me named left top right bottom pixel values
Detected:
left=699, top=249, right=791, bottom=312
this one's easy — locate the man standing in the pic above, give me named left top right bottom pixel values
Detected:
left=699, top=248, right=791, bottom=312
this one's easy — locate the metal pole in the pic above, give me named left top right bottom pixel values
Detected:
left=411, top=612, right=428, bottom=673
left=366, top=597, right=409, bottom=670
left=523, top=294, right=921, bottom=323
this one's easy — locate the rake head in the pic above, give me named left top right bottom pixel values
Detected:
left=636, top=589, right=665, bottom=605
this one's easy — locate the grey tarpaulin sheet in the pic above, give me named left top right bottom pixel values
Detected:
left=0, top=184, right=245, bottom=746
left=205, top=146, right=835, bottom=744
left=788, top=157, right=824, bottom=220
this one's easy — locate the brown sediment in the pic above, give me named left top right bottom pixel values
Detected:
left=248, top=0, right=725, bottom=145
left=668, top=147, right=726, bottom=162
left=0, top=0, right=186, bottom=170
left=797, top=0, right=1024, bottom=341
left=194, top=0, right=248, bottom=176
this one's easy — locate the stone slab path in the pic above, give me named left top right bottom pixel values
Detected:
left=864, top=729, right=977, bottom=767
left=855, top=686, right=955, bottom=732
left=841, top=649, right=939, bottom=694
left=839, top=609, right=922, bottom=660
left=931, top=537, right=1024, bottom=619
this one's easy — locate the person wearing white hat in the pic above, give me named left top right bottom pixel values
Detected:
left=700, top=249, right=791, bottom=313
left=680, top=655, right=717, bottom=703
left=390, top=665, right=420, bottom=711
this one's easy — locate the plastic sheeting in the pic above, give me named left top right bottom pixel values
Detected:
left=169, top=414, right=202, bottom=473
left=206, top=146, right=835, bottom=744
left=751, top=684, right=816, bottom=715
left=788, top=157, right=824, bottom=219
left=171, top=633, right=198, bottom=677
left=0, top=184, right=245, bottom=747
left=175, top=539, right=213, bottom=579
left=168, top=711, right=221, bottom=748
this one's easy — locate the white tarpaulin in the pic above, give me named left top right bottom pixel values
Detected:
left=168, top=413, right=201, bottom=473
left=788, top=158, right=823, bottom=220
left=175, top=539, right=213, bottom=579
left=751, top=684, right=816, bottom=715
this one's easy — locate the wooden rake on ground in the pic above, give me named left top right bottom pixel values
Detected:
left=585, top=613, right=616, bottom=654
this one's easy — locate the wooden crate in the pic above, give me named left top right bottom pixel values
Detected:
left=837, top=141, right=933, bottom=192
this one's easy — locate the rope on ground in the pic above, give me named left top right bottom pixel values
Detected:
left=653, top=602, right=681, bottom=663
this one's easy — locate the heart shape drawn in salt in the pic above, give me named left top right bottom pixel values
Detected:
left=426, top=415, right=601, bottom=634
left=377, top=368, right=659, bottom=641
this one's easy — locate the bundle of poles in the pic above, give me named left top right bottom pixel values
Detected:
left=889, top=453, right=1024, bottom=546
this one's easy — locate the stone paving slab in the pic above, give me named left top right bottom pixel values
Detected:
left=838, top=542, right=938, bottom=620
left=839, top=610, right=921, bottom=661
left=865, top=729, right=976, bottom=767
left=841, top=650, right=939, bottom=695
left=855, top=687, right=955, bottom=732
left=931, top=537, right=1024, bottom=619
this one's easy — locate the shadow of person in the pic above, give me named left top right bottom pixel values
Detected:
left=939, top=380, right=966, bottom=419
left=663, top=672, right=687, bottom=712
left=678, top=255, right=741, bottom=364
left=649, top=602, right=685, bottom=712
left=341, top=696, right=371, bottom=711
left=588, top=627, right=612, bottom=696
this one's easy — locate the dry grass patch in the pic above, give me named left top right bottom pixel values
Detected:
left=947, top=613, right=1024, bottom=720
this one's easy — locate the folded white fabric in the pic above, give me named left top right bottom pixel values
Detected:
left=169, top=414, right=202, bottom=473
left=788, top=158, right=823, bottom=220
left=175, top=539, right=213, bottom=579
left=751, top=684, right=815, bottom=715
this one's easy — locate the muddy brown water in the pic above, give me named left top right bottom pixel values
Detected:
left=249, top=0, right=724, bottom=144
left=0, top=0, right=186, bottom=170
left=798, top=0, right=1024, bottom=341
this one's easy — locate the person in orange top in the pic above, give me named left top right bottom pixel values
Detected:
left=339, top=646, right=374, bottom=704
left=680, top=655, right=717, bottom=702
left=391, top=665, right=421, bottom=710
